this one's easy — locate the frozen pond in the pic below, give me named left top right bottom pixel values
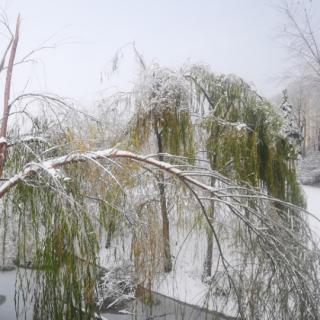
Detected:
left=100, top=292, right=235, bottom=320
left=0, top=270, right=18, bottom=320
left=0, top=270, right=231, bottom=320
left=0, top=270, right=33, bottom=320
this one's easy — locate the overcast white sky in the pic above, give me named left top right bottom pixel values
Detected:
left=0, top=0, right=316, bottom=104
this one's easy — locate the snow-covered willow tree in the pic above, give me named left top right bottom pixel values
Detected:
left=1, top=15, right=320, bottom=320
left=185, top=65, right=306, bottom=288
left=128, top=66, right=194, bottom=272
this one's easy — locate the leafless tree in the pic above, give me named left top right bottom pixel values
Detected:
left=278, top=0, right=320, bottom=82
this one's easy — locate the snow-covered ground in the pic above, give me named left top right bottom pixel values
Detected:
left=303, top=185, right=320, bottom=239
left=155, top=229, right=217, bottom=310
left=304, top=185, right=320, bottom=218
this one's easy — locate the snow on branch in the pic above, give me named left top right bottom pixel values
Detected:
left=7, top=135, right=52, bottom=147
left=4, top=148, right=312, bottom=269
left=0, top=147, right=310, bottom=220
left=0, top=148, right=217, bottom=198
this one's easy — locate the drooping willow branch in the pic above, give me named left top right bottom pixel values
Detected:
left=1, top=146, right=319, bottom=318
left=0, top=146, right=315, bottom=264
left=0, top=147, right=312, bottom=215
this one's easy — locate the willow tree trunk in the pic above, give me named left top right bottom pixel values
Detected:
left=203, top=178, right=215, bottom=280
left=158, top=171, right=172, bottom=273
left=155, top=122, right=172, bottom=273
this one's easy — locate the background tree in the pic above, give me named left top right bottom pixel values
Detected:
left=275, top=80, right=320, bottom=154
left=278, top=0, right=320, bottom=153
left=279, top=0, right=320, bottom=83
